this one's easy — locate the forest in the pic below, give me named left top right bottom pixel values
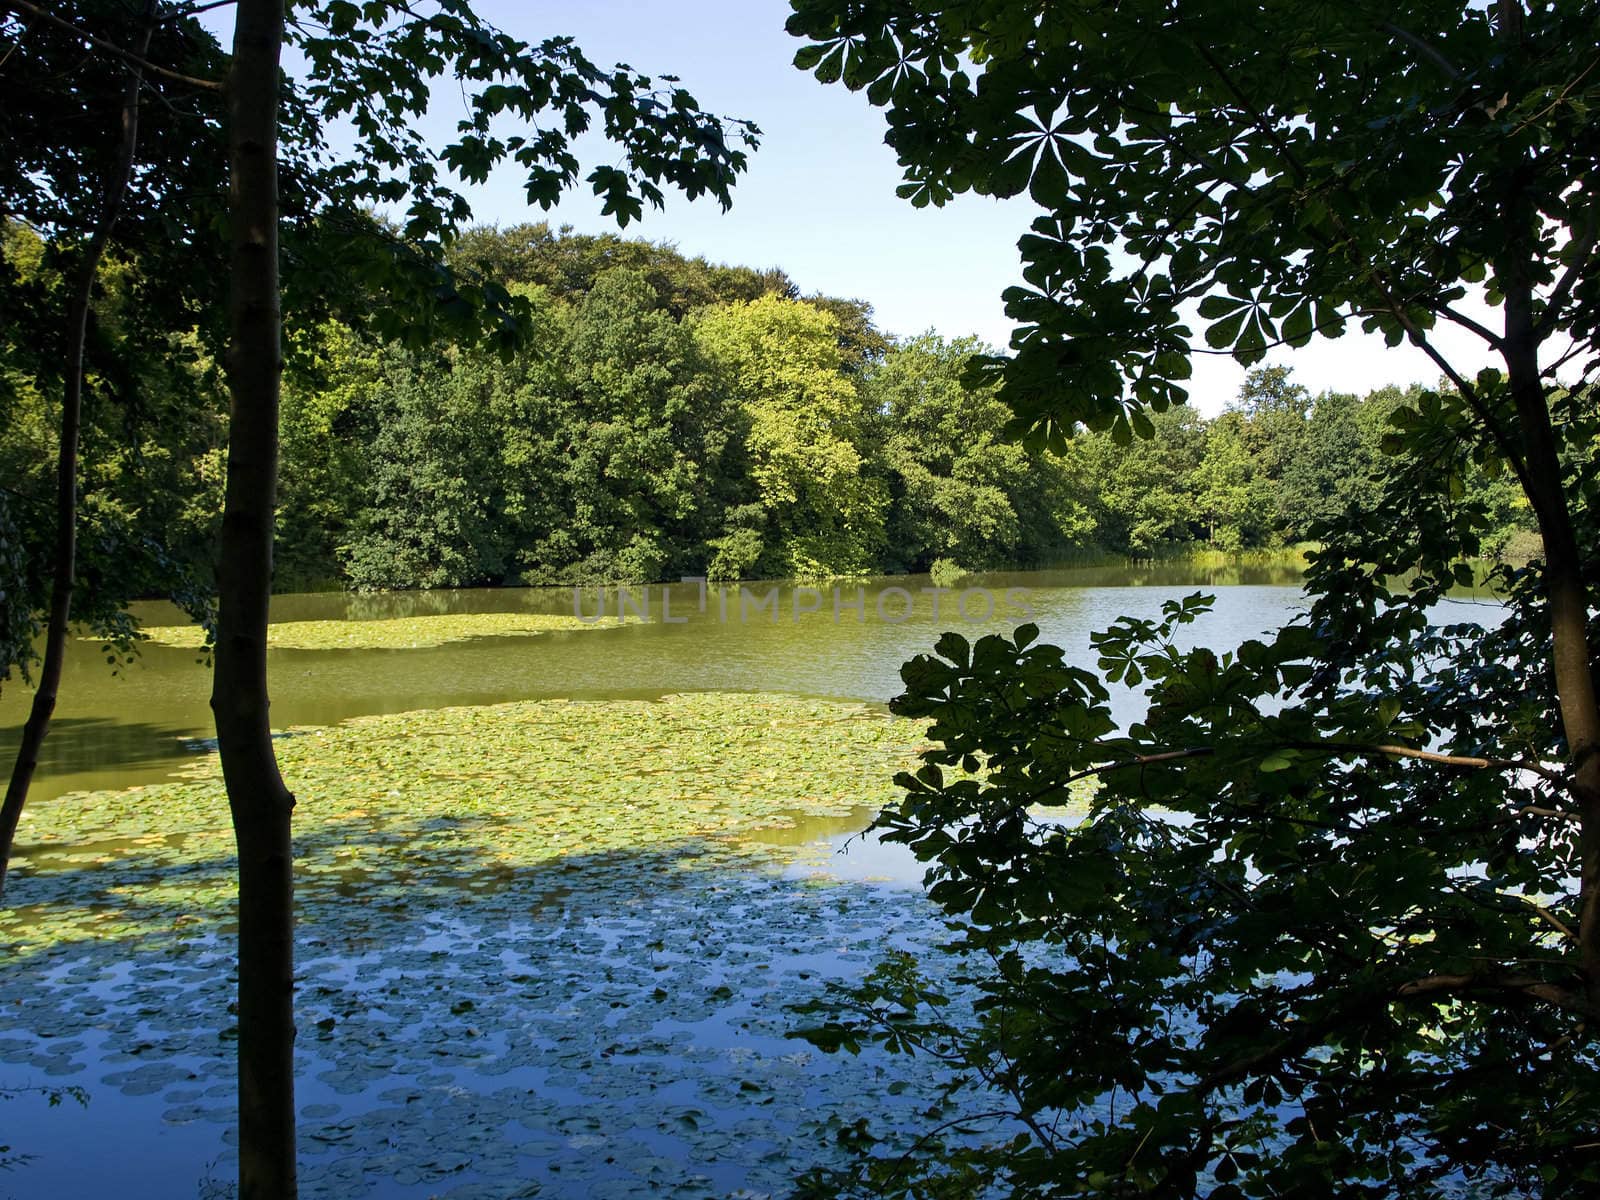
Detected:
left=2, top=220, right=1534, bottom=601
left=3, top=1, right=1598, bottom=1199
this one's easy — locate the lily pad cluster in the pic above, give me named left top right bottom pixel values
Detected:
left=130, top=611, right=633, bottom=652
left=1, top=693, right=984, bottom=1199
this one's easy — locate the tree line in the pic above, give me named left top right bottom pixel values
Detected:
left=2, top=221, right=1536, bottom=603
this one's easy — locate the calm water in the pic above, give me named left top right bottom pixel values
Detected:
left=1, top=565, right=1513, bottom=1199
left=1, top=564, right=1324, bottom=803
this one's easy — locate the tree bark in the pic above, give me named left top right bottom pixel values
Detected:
left=0, top=0, right=156, bottom=901
left=219, top=2, right=297, bottom=1196
left=1501, top=276, right=1600, bottom=998
left=1494, top=0, right=1600, bottom=1003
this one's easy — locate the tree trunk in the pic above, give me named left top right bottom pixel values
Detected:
left=0, top=1, right=156, bottom=901
left=1501, top=279, right=1600, bottom=999
left=1495, top=0, right=1600, bottom=1003
left=219, top=2, right=297, bottom=1197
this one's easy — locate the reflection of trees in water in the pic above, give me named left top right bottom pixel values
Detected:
left=337, top=585, right=581, bottom=624
left=340, top=590, right=458, bottom=623
left=0, top=1083, right=89, bottom=1171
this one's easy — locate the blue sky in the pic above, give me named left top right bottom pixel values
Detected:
left=260, top=0, right=1511, bottom=414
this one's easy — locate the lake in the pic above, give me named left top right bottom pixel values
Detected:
left=0, top=566, right=1500, bottom=1198
left=1, top=564, right=1316, bottom=803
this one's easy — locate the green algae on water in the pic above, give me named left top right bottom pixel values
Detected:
left=130, top=610, right=636, bottom=651
left=3, top=692, right=926, bottom=952
left=0, top=692, right=977, bottom=1200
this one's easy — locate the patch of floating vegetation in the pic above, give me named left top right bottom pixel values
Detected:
left=127, top=610, right=635, bottom=651
left=1, top=693, right=979, bottom=1199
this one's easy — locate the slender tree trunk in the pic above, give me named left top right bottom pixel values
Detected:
left=1494, top=0, right=1600, bottom=1003
left=1501, top=278, right=1600, bottom=998
left=0, top=1, right=156, bottom=901
left=219, top=2, right=296, bottom=1196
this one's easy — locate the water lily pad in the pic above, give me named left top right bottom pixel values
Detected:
left=0, top=693, right=989, bottom=1199
left=130, top=611, right=637, bottom=651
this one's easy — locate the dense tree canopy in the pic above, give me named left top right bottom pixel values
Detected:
left=870, top=333, right=1091, bottom=574
left=165, top=233, right=1515, bottom=595
left=1, top=218, right=1536, bottom=601
left=786, top=0, right=1600, bottom=1196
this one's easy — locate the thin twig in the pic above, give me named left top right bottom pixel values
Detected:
left=0, top=7, right=37, bottom=71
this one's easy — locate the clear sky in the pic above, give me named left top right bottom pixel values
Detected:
left=267, top=0, right=1513, bottom=414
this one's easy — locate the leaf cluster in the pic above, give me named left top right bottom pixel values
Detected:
left=792, top=414, right=1599, bottom=1195
left=788, top=0, right=1600, bottom=448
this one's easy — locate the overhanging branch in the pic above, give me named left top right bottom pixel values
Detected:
left=2, top=0, right=224, bottom=91
left=1044, top=740, right=1565, bottom=792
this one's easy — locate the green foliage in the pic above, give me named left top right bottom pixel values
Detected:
left=7, top=195, right=1524, bottom=606
left=794, top=478, right=1598, bottom=1194
left=1190, top=413, right=1263, bottom=552
left=927, top=557, right=968, bottom=589
left=280, top=0, right=762, bottom=360
left=294, top=1, right=758, bottom=235
left=0, top=225, right=221, bottom=689
left=530, top=268, right=738, bottom=583
left=0, top=0, right=765, bottom=683
left=1074, top=404, right=1209, bottom=553
left=868, top=333, right=1089, bottom=572
left=277, top=321, right=385, bottom=590
left=693, top=296, right=889, bottom=578
left=0, top=0, right=233, bottom=690
left=0, top=492, right=39, bottom=688
left=787, top=0, right=1599, bottom=439
left=337, top=289, right=568, bottom=590
left=39, top=211, right=1474, bottom=597
left=786, top=0, right=1599, bottom=1195
left=446, top=221, right=798, bottom=314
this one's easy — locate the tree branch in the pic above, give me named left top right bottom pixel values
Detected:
left=1437, top=302, right=1505, bottom=349
left=1378, top=22, right=1463, bottom=80
left=159, top=0, right=239, bottom=22
left=1189, top=39, right=1308, bottom=185
left=1289, top=740, right=1569, bottom=785
left=1396, top=970, right=1594, bottom=1016
left=1, top=0, right=223, bottom=91
left=1541, top=340, right=1593, bottom=379
left=1044, top=740, right=1564, bottom=793
left=1509, top=804, right=1583, bottom=826
left=1199, top=969, right=1592, bottom=1095
left=1053, top=747, right=1216, bottom=791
